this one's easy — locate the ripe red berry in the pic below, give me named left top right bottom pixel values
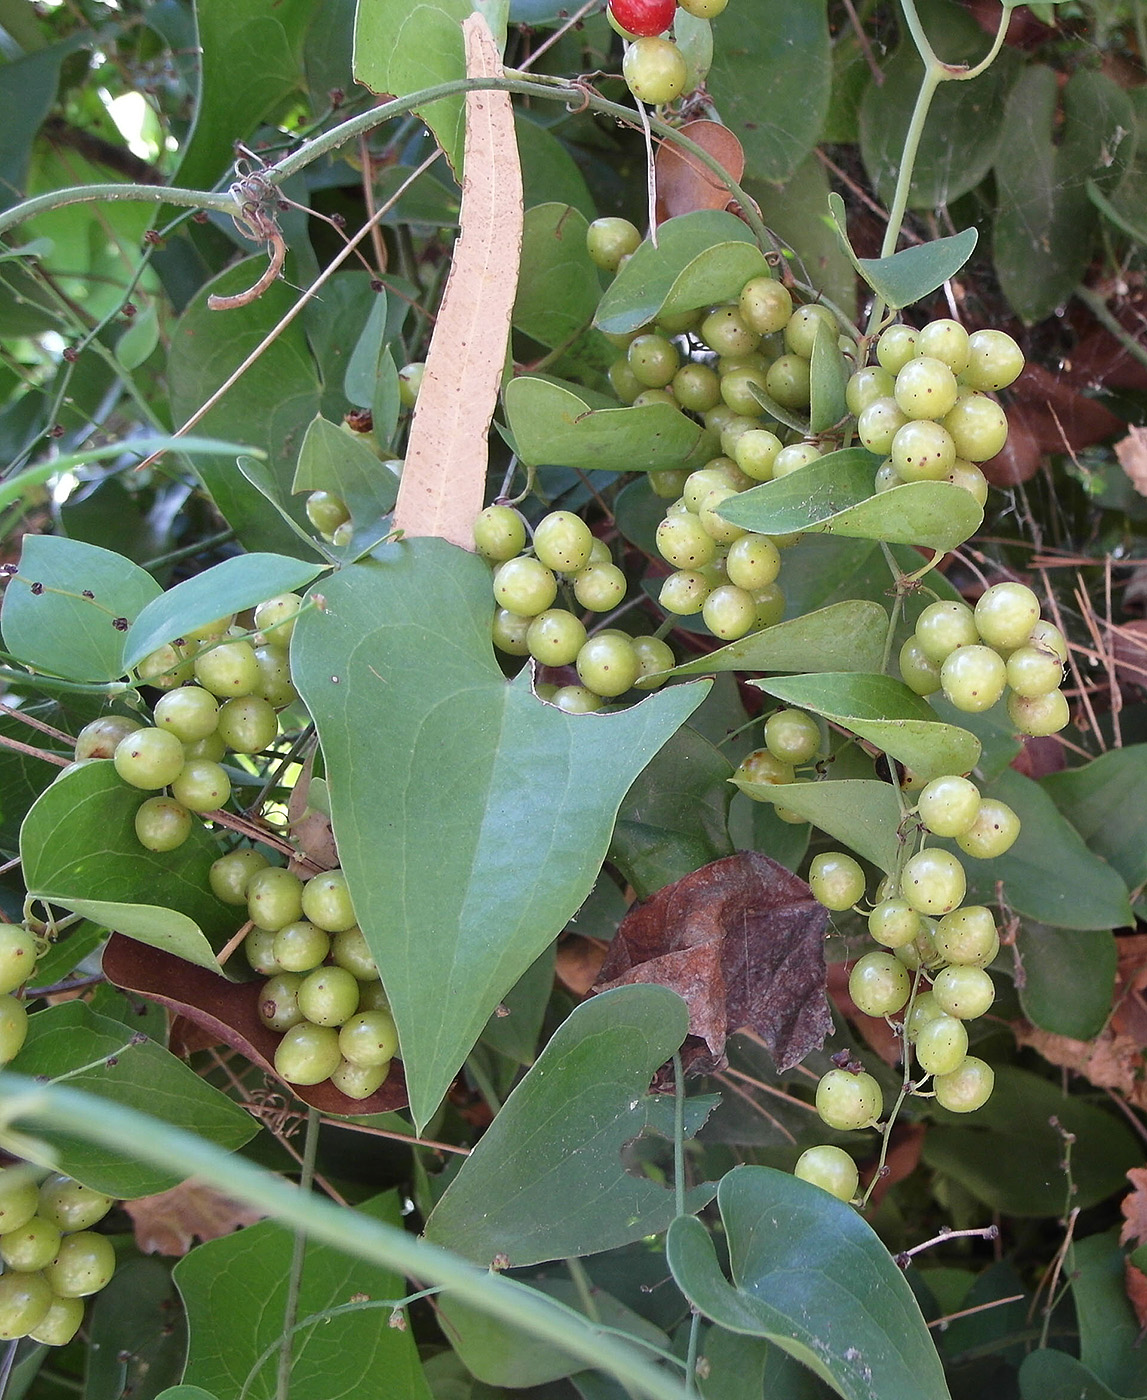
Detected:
left=607, top=0, right=676, bottom=37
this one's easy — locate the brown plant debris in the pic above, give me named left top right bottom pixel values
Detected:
left=1115, top=426, right=1147, bottom=499
left=593, top=851, right=831, bottom=1073
left=125, top=1179, right=265, bottom=1256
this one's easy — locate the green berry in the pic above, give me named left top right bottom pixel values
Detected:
left=764, top=709, right=820, bottom=764
left=815, top=1069, right=882, bottom=1131
left=917, top=318, right=970, bottom=375
left=961, top=329, right=1024, bottom=392
left=899, top=638, right=942, bottom=696
left=702, top=584, right=757, bottom=640
left=0, top=1168, right=41, bottom=1234
left=216, top=696, right=279, bottom=754
left=932, top=964, right=996, bottom=1019
left=631, top=635, right=676, bottom=688
left=170, top=758, right=230, bottom=813
left=622, top=37, right=688, bottom=104
left=0, top=1270, right=52, bottom=1340
left=192, top=639, right=260, bottom=698
left=915, top=600, right=978, bottom=664
left=857, top=397, right=910, bottom=455
left=658, top=570, right=710, bottom=616
left=942, top=393, right=1008, bottom=462
left=1007, top=687, right=1070, bottom=736
left=44, top=1232, right=115, bottom=1297
left=783, top=304, right=837, bottom=359
left=739, top=276, right=792, bottom=335
left=764, top=354, right=811, bottom=410
left=868, top=898, right=921, bottom=949
left=974, top=582, right=1040, bottom=651
left=493, top=557, right=557, bottom=617
left=672, top=364, right=722, bottom=412
left=900, top=849, right=966, bottom=916
left=153, top=685, right=220, bottom=743
left=526, top=609, right=587, bottom=667
left=209, top=849, right=269, bottom=905
left=701, top=304, right=761, bottom=357
left=793, top=1145, right=858, bottom=1202
left=136, top=643, right=193, bottom=691
left=656, top=512, right=718, bottom=569
left=74, top=715, right=144, bottom=761
left=254, top=592, right=303, bottom=646
left=113, top=727, right=185, bottom=790
left=27, top=1294, right=84, bottom=1347
left=894, top=356, right=959, bottom=420
left=0, top=995, right=28, bottom=1065
left=253, top=645, right=299, bottom=708
left=550, top=685, right=603, bottom=714
left=247, top=867, right=305, bottom=932
left=301, top=870, right=357, bottom=933
left=916, top=775, right=981, bottom=837
left=933, top=1055, right=994, bottom=1112
left=576, top=634, right=640, bottom=697
left=258, top=973, right=306, bottom=1033
left=890, top=420, right=956, bottom=481
left=845, top=365, right=896, bottom=417
left=474, top=505, right=528, bottom=562
left=271, top=921, right=330, bottom=974
left=338, top=1009, right=399, bottom=1067
left=940, top=644, right=1007, bottom=712
left=934, top=906, right=999, bottom=966
left=849, top=951, right=911, bottom=1017
left=274, top=1022, right=341, bottom=1085
left=330, top=927, right=377, bottom=980
left=586, top=217, right=641, bottom=273
left=1005, top=644, right=1063, bottom=698
left=736, top=749, right=795, bottom=787
left=875, top=324, right=918, bottom=374
left=956, top=798, right=1021, bottom=859
left=534, top=511, right=595, bottom=572
left=133, top=796, right=193, bottom=852
left=492, top=608, right=532, bottom=657
left=296, top=965, right=361, bottom=1027
left=573, top=563, right=627, bottom=612
left=330, top=1058, right=390, bottom=1100
left=808, top=852, right=865, bottom=910
left=914, top=1014, right=969, bottom=1076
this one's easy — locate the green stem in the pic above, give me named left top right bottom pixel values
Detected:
left=0, top=1075, right=689, bottom=1400
left=277, top=1106, right=321, bottom=1400
left=684, top=1309, right=701, bottom=1399
left=672, top=1051, right=686, bottom=1221
left=566, top=1256, right=602, bottom=1324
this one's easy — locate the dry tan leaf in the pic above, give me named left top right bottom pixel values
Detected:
left=654, top=121, right=745, bottom=224
left=1125, top=1257, right=1147, bottom=1329
left=1115, top=425, right=1147, bottom=498
left=554, top=934, right=608, bottom=995
left=393, top=14, right=522, bottom=549
left=287, top=749, right=339, bottom=870
left=1121, top=1168, right=1147, bottom=1247
left=125, top=1179, right=265, bottom=1256
left=1013, top=1022, right=1147, bottom=1106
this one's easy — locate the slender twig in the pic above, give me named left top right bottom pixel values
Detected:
left=672, top=1051, right=686, bottom=1220
left=276, top=1106, right=321, bottom=1400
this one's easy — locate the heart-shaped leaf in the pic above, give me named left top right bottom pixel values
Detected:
left=20, top=762, right=236, bottom=973
left=503, top=376, right=715, bottom=473
left=668, top=601, right=887, bottom=677
left=424, top=985, right=714, bottom=1266
left=827, top=195, right=978, bottom=309
left=290, top=539, right=707, bottom=1129
left=668, top=1166, right=949, bottom=1400
left=122, top=553, right=327, bottom=673
left=753, top=673, right=980, bottom=782
left=593, top=210, right=769, bottom=336
left=717, top=449, right=982, bottom=556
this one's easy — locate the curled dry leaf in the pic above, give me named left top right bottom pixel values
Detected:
left=393, top=14, right=522, bottom=549
left=287, top=749, right=338, bottom=871
left=655, top=120, right=745, bottom=224
left=593, top=850, right=831, bottom=1073
left=1115, top=425, right=1147, bottom=499
left=1120, top=1167, right=1147, bottom=1247
left=1013, top=1022, right=1147, bottom=1109
left=554, top=933, right=608, bottom=996
left=102, top=933, right=408, bottom=1115
left=125, top=1178, right=265, bottom=1256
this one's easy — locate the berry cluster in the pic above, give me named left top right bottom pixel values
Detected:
left=900, top=581, right=1070, bottom=735
left=476, top=505, right=675, bottom=711
left=607, top=0, right=729, bottom=107
left=210, top=852, right=400, bottom=1100
left=73, top=594, right=303, bottom=853
left=0, top=1167, right=116, bottom=1345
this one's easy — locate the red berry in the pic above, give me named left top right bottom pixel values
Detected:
left=608, top=0, right=676, bottom=37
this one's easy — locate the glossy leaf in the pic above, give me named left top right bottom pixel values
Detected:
left=808, top=318, right=848, bottom=434
left=610, top=723, right=734, bottom=899
left=956, top=768, right=1133, bottom=931
left=343, top=292, right=389, bottom=408
left=922, top=1067, right=1140, bottom=1216
left=2, top=535, right=162, bottom=682
left=10, top=1001, right=255, bottom=1198
left=168, top=263, right=322, bottom=556
left=122, top=553, right=327, bottom=672
left=290, top=539, right=707, bottom=1128
left=731, top=778, right=902, bottom=872
left=1042, top=745, right=1147, bottom=893
left=827, top=195, right=977, bottom=309
left=353, top=0, right=472, bottom=175
left=291, top=415, right=400, bottom=525
left=667, top=1166, right=949, bottom=1400
left=593, top=211, right=768, bottom=336
left=20, top=761, right=236, bottom=973
left=424, top=985, right=714, bottom=1266
left=717, top=449, right=982, bottom=556
left=176, top=1194, right=432, bottom=1400
left=503, top=376, right=715, bottom=472
left=83, top=1257, right=186, bottom=1400
left=514, top=204, right=600, bottom=349
left=1071, top=1230, right=1147, bottom=1398
left=669, top=602, right=887, bottom=678
left=705, top=0, right=831, bottom=184
left=1016, top=924, right=1117, bottom=1039
left=1018, top=1351, right=1123, bottom=1400
left=753, top=672, right=980, bottom=782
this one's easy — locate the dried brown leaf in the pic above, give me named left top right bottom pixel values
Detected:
left=1115, top=426, right=1147, bottom=499
left=125, top=1178, right=264, bottom=1256
left=102, top=934, right=408, bottom=1115
left=1121, top=1167, right=1147, bottom=1247
left=593, top=851, right=831, bottom=1073
left=287, top=750, right=338, bottom=870
left=393, top=14, right=522, bottom=549
left=1013, top=1022, right=1147, bottom=1107
left=555, top=934, right=608, bottom=996
left=655, top=121, right=745, bottom=224
left=1125, top=1257, right=1147, bottom=1329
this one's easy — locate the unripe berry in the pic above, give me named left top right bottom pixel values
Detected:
left=793, top=1145, right=858, bottom=1202
left=815, top=1069, right=882, bottom=1131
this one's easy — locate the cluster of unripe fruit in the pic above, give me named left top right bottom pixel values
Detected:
left=208, top=850, right=400, bottom=1100
left=475, top=505, right=675, bottom=710
left=0, top=1166, right=116, bottom=1345
left=71, top=593, right=303, bottom=854
left=606, top=0, right=728, bottom=107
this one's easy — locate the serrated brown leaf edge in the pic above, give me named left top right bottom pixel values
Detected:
left=102, top=933, right=408, bottom=1116
left=593, top=850, right=832, bottom=1074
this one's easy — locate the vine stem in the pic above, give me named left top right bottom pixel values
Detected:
left=0, top=1075, right=689, bottom=1400
left=276, top=1106, right=321, bottom=1400
left=672, top=1050, right=686, bottom=1221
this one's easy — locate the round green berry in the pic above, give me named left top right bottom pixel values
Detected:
left=917, top=318, right=970, bottom=375
left=868, top=898, right=921, bottom=949
left=153, top=686, right=220, bottom=743
left=815, top=1069, right=882, bottom=1131
left=916, top=775, right=981, bottom=837
left=932, top=964, right=996, bottom=1019
left=254, top=592, right=303, bottom=646
left=632, top=635, right=675, bottom=688
left=702, top=584, right=757, bottom=641
left=808, top=852, right=865, bottom=911
left=701, top=304, right=761, bottom=357
left=74, top=715, right=144, bottom=761
left=493, top=557, right=557, bottom=617
left=0, top=995, right=28, bottom=1065
left=526, top=610, right=587, bottom=667
left=170, top=758, right=230, bottom=813
left=0, top=1270, right=52, bottom=1340
left=956, top=798, right=1021, bottom=859
left=974, top=582, right=1040, bottom=651
left=899, top=638, right=942, bottom=696
left=247, top=867, right=305, bottom=932
left=271, top=921, right=330, bottom=974
left=113, top=727, right=186, bottom=790
left=739, top=276, right=792, bottom=335
left=934, top=906, right=999, bottom=966
left=301, top=869, right=357, bottom=933
left=914, top=1014, right=969, bottom=1076
left=793, top=1145, right=858, bottom=1202
left=586, top=217, right=641, bottom=273
left=857, top=397, right=910, bottom=455
left=961, top=329, right=1024, bottom=392
left=876, top=324, right=919, bottom=374
left=914, top=601, right=978, bottom=664
left=216, top=696, right=279, bottom=754
left=622, top=37, right=688, bottom=104
left=933, top=1056, right=994, bottom=1112
left=27, top=1294, right=84, bottom=1347
left=940, top=644, right=1007, bottom=713
left=849, top=951, right=911, bottom=1017
left=942, top=393, right=1008, bottom=462
left=1007, top=687, right=1070, bottom=736
left=45, top=1231, right=116, bottom=1298
left=900, top=849, right=966, bottom=916
left=134, top=795, right=193, bottom=852
left=573, top=563, right=627, bottom=612
left=296, top=965, right=361, bottom=1027
left=338, top=1009, right=399, bottom=1067
left=764, top=709, right=820, bottom=764
left=209, top=849, right=269, bottom=905
left=576, top=634, right=640, bottom=698
left=534, top=511, right=595, bottom=572
left=330, top=927, right=377, bottom=980
left=257, top=973, right=306, bottom=1033
left=274, top=1022, right=342, bottom=1085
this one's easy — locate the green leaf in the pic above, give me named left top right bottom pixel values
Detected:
left=669, top=602, right=888, bottom=678
left=1016, top=924, right=1117, bottom=1039
left=10, top=1001, right=256, bottom=1198
left=168, top=263, right=323, bottom=555
left=0, top=35, right=89, bottom=214
left=514, top=204, right=600, bottom=349
left=1071, top=1231, right=1147, bottom=1399
left=343, top=292, right=389, bottom=408
left=290, top=540, right=708, bottom=1129
left=808, top=318, right=848, bottom=434
left=826, top=196, right=977, bottom=309
left=425, top=985, right=714, bottom=1265
left=236, top=456, right=327, bottom=557
left=667, top=1166, right=949, bottom=1400
left=955, top=768, right=1133, bottom=931
left=716, top=449, right=982, bottom=556
left=922, top=1067, right=1140, bottom=1216
left=1, top=536, right=162, bottom=683
left=122, top=553, right=327, bottom=673
left=20, top=762, right=237, bottom=973
left=480, top=943, right=554, bottom=1065
left=1018, top=1351, right=1124, bottom=1400
left=994, top=67, right=1135, bottom=323
left=155, top=1390, right=220, bottom=1400
left=503, top=376, right=716, bottom=472
left=291, top=414, right=400, bottom=524
left=515, top=115, right=595, bottom=219
left=593, top=211, right=768, bottom=337
left=752, top=672, right=980, bottom=783
left=858, top=0, right=1015, bottom=211
left=116, top=303, right=160, bottom=371
left=176, top=1193, right=432, bottom=1400
left=705, top=0, right=830, bottom=184
left=609, top=724, right=734, bottom=898
left=732, top=778, right=902, bottom=872
left=353, top=0, right=472, bottom=176
left=1042, top=745, right=1147, bottom=894
left=83, top=1257, right=186, bottom=1400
